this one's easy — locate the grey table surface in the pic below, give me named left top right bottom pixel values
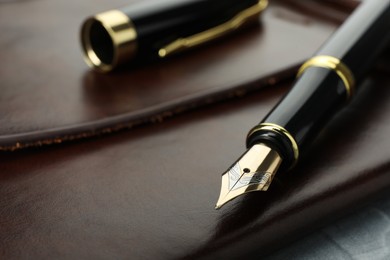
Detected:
left=266, top=194, right=390, bottom=259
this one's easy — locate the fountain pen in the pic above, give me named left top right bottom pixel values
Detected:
left=216, top=0, right=390, bottom=209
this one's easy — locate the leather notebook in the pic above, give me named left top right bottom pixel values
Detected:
left=3, top=0, right=390, bottom=259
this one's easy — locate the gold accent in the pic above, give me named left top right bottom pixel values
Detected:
left=297, top=55, right=356, bottom=99
left=216, top=143, right=282, bottom=209
left=81, top=10, right=138, bottom=72
left=158, top=0, right=268, bottom=58
left=247, top=123, right=299, bottom=165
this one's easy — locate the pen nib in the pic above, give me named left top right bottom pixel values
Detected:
left=215, top=143, right=282, bottom=209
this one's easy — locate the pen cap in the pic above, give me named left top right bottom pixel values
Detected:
left=80, top=0, right=266, bottom=72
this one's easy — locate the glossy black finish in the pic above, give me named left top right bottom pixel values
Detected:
left=121, top=0, right=259, bottom=59
left=248, top=68, right=346, bottom=168
left=317, top=0, right=390, bottom=82
left=247, top=0, right=390, bottom=168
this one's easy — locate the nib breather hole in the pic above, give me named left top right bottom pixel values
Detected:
left=243, top=168, right=250, bottom=173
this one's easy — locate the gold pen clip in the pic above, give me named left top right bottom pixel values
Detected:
left=158, top=0, right=268, bottom=58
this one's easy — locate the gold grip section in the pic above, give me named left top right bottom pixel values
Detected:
left=81, top=10, right=138, bottom=72
left=247, top=123, right=299, bottom=167
left=158, top=0, right=268, bottom=58
left=297, top=55, right=356, bottom=99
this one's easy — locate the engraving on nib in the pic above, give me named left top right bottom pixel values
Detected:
left=227, top=163, right=272, bottom=191
left=215, top=144, right=282, bottom=209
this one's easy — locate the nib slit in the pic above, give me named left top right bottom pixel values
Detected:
left=215, top=143, right=283, bottom=209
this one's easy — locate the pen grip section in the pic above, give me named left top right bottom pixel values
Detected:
left=247, top=67, right=347, bottom=168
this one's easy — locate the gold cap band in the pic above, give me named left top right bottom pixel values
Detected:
left=297, top=55, right=356, bottom=99
left=247, top=123, right=299, bottom=167
left=81, top=10, right=138, bottom=72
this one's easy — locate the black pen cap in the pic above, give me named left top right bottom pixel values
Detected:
left=80, top=0, right=267, bottom=72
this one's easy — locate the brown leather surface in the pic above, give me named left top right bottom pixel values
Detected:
left=1, top=70, right=390, bottom=259
left=4, top=0, right=390, bottom=259
left=0, top=0, right=342, bottom=150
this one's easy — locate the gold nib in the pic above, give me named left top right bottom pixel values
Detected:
left=215, top=143, right=282, bottom=209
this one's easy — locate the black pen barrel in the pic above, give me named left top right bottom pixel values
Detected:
left=81, top=0, right=263, bottom=72
left=317, top=0, right=390, bottom=82
left=247, top=0, right=390, bottom=169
